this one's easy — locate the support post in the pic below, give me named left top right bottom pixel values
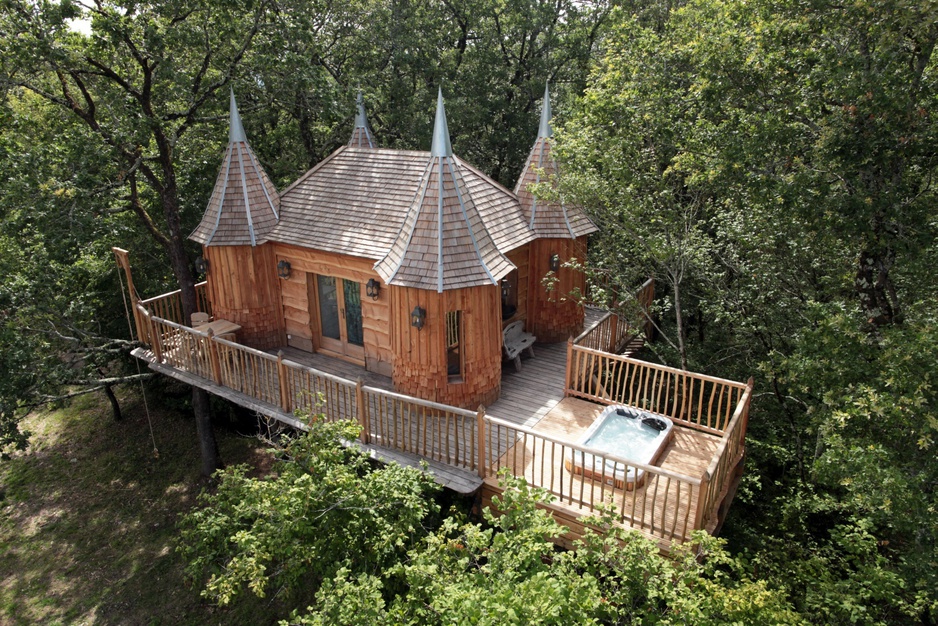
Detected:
left=356, top=379, right=370, bottom=444
left=609, top=314, right=619, bottom=353
left=277, top=351, right=291, bottom=413
left=150, top=315, right=163, bottom=363
left=207, top=328, right=222, bottom=384
left=564, top=337, right=574, bottom=397
left=739, top=377, right=754, bottom=441
left=476, top=405, right=486, bottom=479
left=694, top=472, right=711, bottom=531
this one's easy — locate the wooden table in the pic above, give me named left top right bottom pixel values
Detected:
left=200, top=319, right=241, bottom=340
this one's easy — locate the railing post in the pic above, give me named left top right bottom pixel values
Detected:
left=207, top=328, right=222, bottom=384
left=150, top=315, right=163, bottom=364
left=477, top=406, right=486, bottom=479
left=739, top=377, right=754, bottom=441
left=609, top=314, right=619, bottom=353
left=356, top=379, right=370, bottom=444
left=694, top=471, right=711, bottom=531
left=564, top=337, right=574, bottom=397
left=277, top=351, right=291, bottom=413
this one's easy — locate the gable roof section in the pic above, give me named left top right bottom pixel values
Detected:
left=514, top=84, right=596, bottom=239
left=190, top=91, right=280, bottom=246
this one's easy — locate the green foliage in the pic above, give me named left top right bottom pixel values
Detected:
left=287, top=473, right=799, bottom=625
left=177, top=418, right=440, bottom=606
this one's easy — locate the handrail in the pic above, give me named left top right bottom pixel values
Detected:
left=573, top=310, right=613, bottom=345
left=363, top=384, right=478, bottom=419
left=572, top=343, right=749, bottom=390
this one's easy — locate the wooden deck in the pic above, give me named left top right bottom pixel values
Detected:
left=482, top=397, right=722, bottom=548
left=131, top=298, right=749, bottom=553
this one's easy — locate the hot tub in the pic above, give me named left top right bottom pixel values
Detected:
left=564, top=405, right=673, bottom=490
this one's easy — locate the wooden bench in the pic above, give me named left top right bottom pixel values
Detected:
left=503, top=320, right=536, bottom=372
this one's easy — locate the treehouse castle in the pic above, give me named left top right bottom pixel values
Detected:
left=189, top=87, right=596, bottom=409
left=118, top=86, right=751, bottom=551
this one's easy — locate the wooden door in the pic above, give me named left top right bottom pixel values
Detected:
left=313, top=274, right=364, bottom=361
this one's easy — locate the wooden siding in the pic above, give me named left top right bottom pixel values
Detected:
left=390, top=284, right=502, bottom=409
left=272, top=243, right=392, bottom=377
left=203, top=243, right=283, bottom=349
left=527, top=236, right=588, bottom=342
left=503, top=244, right=529, bottom=328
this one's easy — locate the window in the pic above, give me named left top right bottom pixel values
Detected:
left=446, top=310, right=462, bottom=381
left=501, top=270, right=518, bottom=320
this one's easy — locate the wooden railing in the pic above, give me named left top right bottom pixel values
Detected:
left=565, top=343, right=749, bottom=435
left=362, top=387, right=479, bottom=471
left=138, top=282, right=211, bottom=327
left=138, top=297, right=750, bottom=545
left=696, top=379, right=753, bottom=530
left=575, top=278, right=654, bottom=353
left=143, top=312, right=479, bottom=473
left=484, top=415, right=701, bottom=543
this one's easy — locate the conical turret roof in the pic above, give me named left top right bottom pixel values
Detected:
left=190, top=90, right=280, bottom=247
left=514, top=83, right=596, bottom=239
left=374, top=89, right=514, bottom=292
left=348, top=91, right=376, bottom=148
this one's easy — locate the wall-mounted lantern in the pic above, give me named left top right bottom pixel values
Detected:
left=277, top=259, right=292, bottom=279
left=366, top=278, right=381, bottom=300
left=411, top=305, right=426, bottom=330
left=501, top=278, right=511, bottom=299
left=194, top=256, right=209, bottom=275
left=549, top=253, right=561, bottom=272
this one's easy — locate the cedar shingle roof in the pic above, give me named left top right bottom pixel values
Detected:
left=348, top=91, right=376, bottom=148
left=190, top=91, right=280, bottom=246
left=514, top=84, right=597, bottom=239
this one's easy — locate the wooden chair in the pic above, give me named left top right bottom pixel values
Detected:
left=503, top=320, right=536, bottom=372
left=191, top=312, right=211, bottom=327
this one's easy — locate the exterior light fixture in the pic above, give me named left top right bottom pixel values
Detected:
left=501, top=278, right=511, bottom=299
left=194, top=256, right=209, bottom=275
left=366, top=278, right=381, bottom=300
left=411, top=305, right=426, bottom=330
left=277, top=259, right=292, bottom=279
left=549, top=253, right=560, bottom=272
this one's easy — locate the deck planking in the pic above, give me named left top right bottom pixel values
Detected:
left=484, top=397, right=721, bottom=546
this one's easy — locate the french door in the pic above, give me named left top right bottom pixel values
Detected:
left=313, top=274, right=364, bottom=361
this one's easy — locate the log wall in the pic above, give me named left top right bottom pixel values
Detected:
left=390, top=284, right=502, bottom=409
left=527, top=236, right=588, bottom=342
left=271, top=243, right=392, bottom=377
left=203, top=243, right=283, bottom=349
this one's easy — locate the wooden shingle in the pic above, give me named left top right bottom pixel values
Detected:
left=190, top=92, right=280, bottom=247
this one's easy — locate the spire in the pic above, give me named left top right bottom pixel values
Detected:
left=229, top=88, right=247, bottom=143
left=513, top=86, right=597, bottom=240
left=374, top=92, right=514, bottom=292
left=349, top=90, right=376, bottom=148
left=189, top=90, right=280, bottom=247
left=430, top=87, right=453, bottom=158
left=538, top=82, right=553, bottom=138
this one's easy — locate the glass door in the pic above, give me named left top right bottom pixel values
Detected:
left=313, top=274, right=364, bottom=361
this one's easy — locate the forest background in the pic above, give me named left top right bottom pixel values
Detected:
left=0, top=0, right=935, bottom=624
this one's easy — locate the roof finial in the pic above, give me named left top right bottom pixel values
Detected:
left=229, top=88, right=247, bottom=143
left=430, top=87, right=453, bottom=158
left=354, top=91, right=368, bottom=128
left=538, top=82, right=553, bottom=139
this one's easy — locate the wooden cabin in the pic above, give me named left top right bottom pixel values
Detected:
left=190, top=87, right=597, bottom=409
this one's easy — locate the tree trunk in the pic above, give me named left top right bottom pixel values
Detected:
left=192, top=387, right=220, bottom=478
left=672, top=277, right=688, bottom=371
left=103, top=383, right=122, bottom=421
left=160, top=172, right=220, bottom=476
